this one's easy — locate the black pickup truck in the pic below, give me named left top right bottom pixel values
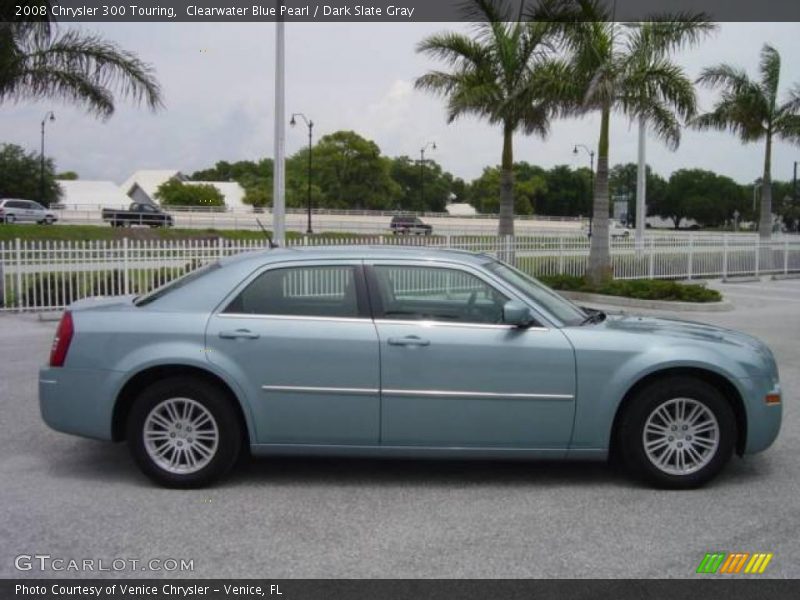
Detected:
left=102, top=202, right=174, bottom=228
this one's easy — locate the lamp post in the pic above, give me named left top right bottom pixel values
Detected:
left=419, top=141, right=436, bottom=209
left=290, top=113, right=314, bottom=234
left=573, top=144, right=595, bottom=237
left=40, top=111, right=55, bottom=206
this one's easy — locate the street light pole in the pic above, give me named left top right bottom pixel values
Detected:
left=573, top=144, right=595, bottom=237
left=290, top=113, right=314, bottom=234
left=419, top=141, right=436, bottom=209
left=40, top=111, right=55, bottom=206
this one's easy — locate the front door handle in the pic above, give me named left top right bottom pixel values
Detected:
left=218, top=329, right=260, bottom=340
left=387, top=335, right=430, bottom=347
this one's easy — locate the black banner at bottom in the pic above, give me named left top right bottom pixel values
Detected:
left=2, top=580, right=799, bottom=600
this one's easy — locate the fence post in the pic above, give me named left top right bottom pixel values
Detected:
left=687, top=235, right=694, bottom=280
left=15, top=238, right=22, bottom=313
left=218, top=237, right=224, bottom=259
left=648, top=237, right=655, bottom=279
left=558, top=235, right=565, bottom=275
left=754, top=237, right=760, bottom=277
left=722, top=234, right=728, bottom=280
left=446, top=234, right=452, bottom=249
left=123, top=237, right=130, bottom=295
left=784, top=238, right=789, bottom=275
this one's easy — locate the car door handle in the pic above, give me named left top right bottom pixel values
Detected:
left=218, top=329, right=260, bottom=340
left=387, top=336, right=430, bottom=347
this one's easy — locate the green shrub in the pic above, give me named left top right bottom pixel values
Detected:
left=539, top=275, right=722, bottom=303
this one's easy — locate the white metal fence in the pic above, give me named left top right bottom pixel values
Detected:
left=1, top=234, right=799, bottom=311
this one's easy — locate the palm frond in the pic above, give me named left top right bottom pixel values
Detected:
left=625, top=13, right=716, bottom=59
left=416, top=32, right=490, bottom=69
left=3, top=26, right=162, bottom=116
left=758, top=43, right=781, bottom=104
left=774, top=114, right=800, bottom=145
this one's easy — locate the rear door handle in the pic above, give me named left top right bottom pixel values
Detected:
left=218, top=329, right=260, bottom=340
left=387, top=335, right=430, bottom=347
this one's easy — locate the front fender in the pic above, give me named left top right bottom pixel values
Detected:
left=568, top=340, right=750, bottom=451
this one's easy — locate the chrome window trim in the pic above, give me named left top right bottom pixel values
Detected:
left=382, top=389, right=574, bottom=400
left=262, top=385, right=378, bottom=396
left=373, top=318, right=548, bottom=332
left=219, top=313, right=371, bottom=324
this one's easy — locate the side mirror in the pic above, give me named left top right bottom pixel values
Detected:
left=503, top=300, right=534, bottom=328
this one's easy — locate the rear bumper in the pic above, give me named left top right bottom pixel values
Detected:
left=39, top=367, right=121, bottom=441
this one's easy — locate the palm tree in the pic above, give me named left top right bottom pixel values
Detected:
left=692, top=44, right=800, bottom=240
left=415, top=0, right=561, bottom=236
left=1, top=6, right=162, bottom=117
left=550, top=0, right=714, bottom=283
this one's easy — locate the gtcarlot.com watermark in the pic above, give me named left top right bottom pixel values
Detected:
left=14, top=554, right=194, bottom=573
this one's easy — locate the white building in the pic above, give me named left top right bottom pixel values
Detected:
left=56, top=180, right=133, bottom=211
left=120, top=170, right=247, bottom=211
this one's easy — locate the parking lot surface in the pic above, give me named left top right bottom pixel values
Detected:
left=1, top=278, right=798, bottom=579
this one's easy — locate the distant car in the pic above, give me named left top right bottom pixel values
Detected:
left=610, top=221, right=632, bottom=238
left=0, top=199, right=58, bottom=224
left=102, top=202, right=174, bottom=228
left=40, top=246, right=781, bottom=489
left=390, top=215, right=433, bottom=235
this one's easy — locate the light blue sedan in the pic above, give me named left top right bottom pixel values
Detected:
left=39, top=247, right=782, bottom=488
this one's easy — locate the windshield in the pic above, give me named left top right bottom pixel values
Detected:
left=484, top=260, right=587, bottom=326
left=134, top=261, right=221, bottom=306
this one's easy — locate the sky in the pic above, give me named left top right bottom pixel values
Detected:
left=2, top=21, right=800, bottom=186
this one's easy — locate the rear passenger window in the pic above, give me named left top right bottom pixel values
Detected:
left=225, top=266, right=360, bottom=318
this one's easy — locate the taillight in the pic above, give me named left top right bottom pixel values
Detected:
left=49, top=311, right=74, bottom=367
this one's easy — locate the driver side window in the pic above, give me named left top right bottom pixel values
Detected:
left=371, top=265, right=508, bottom=324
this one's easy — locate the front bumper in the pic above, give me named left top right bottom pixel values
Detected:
left=39, top=367, right=120, bottom=441
left=742, top=378, right=782, bottom=455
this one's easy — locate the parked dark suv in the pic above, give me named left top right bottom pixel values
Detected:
left=390, top=215, right=433, bottom=235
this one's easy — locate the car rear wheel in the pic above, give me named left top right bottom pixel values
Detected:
left=127, top=376, right=242, bottom=488
left=4, top=214, right=15, bottom=224
left=617, top=376, right=736, bottom=489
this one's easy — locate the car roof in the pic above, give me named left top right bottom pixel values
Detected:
left=220, top=245, right=493, bottom=269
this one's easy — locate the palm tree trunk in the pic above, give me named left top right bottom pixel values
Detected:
left=498, top=124, right=515, bottom=237
left=587, top=105, right=612, bottom=285
left=760, top=132, right=773, bottom=240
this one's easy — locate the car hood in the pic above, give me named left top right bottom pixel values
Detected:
left=601, top=314, right=774, bottom=364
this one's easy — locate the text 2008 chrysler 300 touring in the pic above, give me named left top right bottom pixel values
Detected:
left=39, top=247, right=782, bottom=488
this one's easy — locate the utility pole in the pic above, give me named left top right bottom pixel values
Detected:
left=272, top=6, right=286, bottom=246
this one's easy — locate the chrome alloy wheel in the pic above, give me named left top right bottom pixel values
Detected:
left=643, top=397, right=720, bottom=476
left=143, top=397, right=219, bottom=474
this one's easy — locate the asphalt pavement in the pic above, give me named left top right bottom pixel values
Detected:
left=1, top=278, right=798, bottom=579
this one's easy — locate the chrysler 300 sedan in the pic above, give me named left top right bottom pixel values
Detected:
left=39, top=246, right=782, bottom=488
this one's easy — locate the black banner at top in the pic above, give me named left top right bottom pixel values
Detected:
left=5, top=0, right=800, bottom=23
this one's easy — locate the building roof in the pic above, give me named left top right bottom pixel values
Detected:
left=187, top=181, right=247, bottom=210
left=56, top=180, right=133, bottom=210
left=120, top=170, right=183, bottom=200
left=445, top=203, right=478, bottom=216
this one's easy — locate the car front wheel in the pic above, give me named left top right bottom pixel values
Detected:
left=127, top=376, right=243, bottom=488
left=617, top=376, right=736, bottom=489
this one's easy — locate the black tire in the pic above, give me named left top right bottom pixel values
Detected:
left=126, top=376, right=243, bottom=488
left=617, top=376, right=736, bottom=489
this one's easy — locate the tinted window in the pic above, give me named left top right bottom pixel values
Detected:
left=371, top=265, right=508, bottom=324
left=135, top=262, right=221, bottom=306
left=225, top=266, right=360, bottom=318
left=484, top=260, right=587, bottom=325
